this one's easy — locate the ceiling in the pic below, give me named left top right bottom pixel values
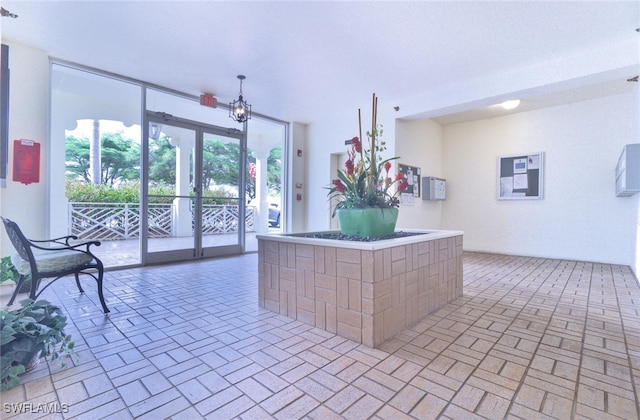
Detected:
left=1, top=1, right=638, bottom=125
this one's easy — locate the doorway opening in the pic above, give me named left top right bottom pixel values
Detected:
left=51, top=63, right=288, bottom=268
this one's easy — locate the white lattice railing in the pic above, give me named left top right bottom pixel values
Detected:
left=69, top=202, right=255, bottom=241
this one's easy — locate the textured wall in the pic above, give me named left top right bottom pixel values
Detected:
left=258, top=235, right=463, bottom=347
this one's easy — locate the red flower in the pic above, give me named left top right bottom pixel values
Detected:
left=333, top=179, right=346, bottom=193
left=384, top=161, right=391, bottom=173
left=398, top=180, right=409, bottom=192
left=395, top=172, right=404, bottom=181
left=345, top=159, right=354, bottom=175
left=352, top=137, right=362, bottom=153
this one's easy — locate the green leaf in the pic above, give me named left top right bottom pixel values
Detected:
left=0, top=299, right=75, bottom=391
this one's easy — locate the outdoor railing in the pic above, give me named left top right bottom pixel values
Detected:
left=69, top=202, right=255, bottom=241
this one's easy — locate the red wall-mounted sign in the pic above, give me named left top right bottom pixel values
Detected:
left=12, top=139, right=40, bottom=185
left=200, top=94, right=217, bottom=108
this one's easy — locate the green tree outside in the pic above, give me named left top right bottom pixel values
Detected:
left=66, top=131, right=281, bottom=200
left=65, top=132, right=139, bottom=185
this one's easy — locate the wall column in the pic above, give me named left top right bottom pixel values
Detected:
left=170, top=136, right=193, bottom=237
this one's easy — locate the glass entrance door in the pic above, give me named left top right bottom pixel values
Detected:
left=200, top=130, right=245, bottom=257
left=143, top=114, right=245, bottom=264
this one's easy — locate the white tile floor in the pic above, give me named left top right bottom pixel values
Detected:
left=1, top=252, right=639, bottom=419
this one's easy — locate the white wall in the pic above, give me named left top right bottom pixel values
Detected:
left=305, top=91, right=639, bottom=272
left=305, top=98, right=397, bottom=232
left=289, top=122, right=307, bottom=232
left=3, top=42, right=638, bottom=274
left=0, top=41, right=49, bottom=258
left=394, top=119, right=444, bottom=230
left=441, top=91, right=639, bottom=268
left=306, top=114, right=355, bottom=232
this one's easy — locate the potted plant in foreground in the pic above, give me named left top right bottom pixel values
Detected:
left=1, top=256, right=31, bottom=293
left=327, top=93, right=409, bottom=237
left=0, top=299, right=76, bottom=391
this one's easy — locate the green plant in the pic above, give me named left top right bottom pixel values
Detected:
left=64, top=181, right=240, bottom=205
left=0, top=299, right=75, bottom=391
left=327, top=94, right=408, bottom=216
left=1, top=256, right=18, bottom=284
left=0, top=256, right=31, bottom=292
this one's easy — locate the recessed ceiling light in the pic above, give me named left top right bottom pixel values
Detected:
left=501, top=100, right=520, bottom=110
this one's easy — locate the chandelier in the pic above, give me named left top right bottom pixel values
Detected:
left=229, top=75, right=251, bottom=123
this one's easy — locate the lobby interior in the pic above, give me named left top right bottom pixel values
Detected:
left=1, top=1, right=640, bottom=419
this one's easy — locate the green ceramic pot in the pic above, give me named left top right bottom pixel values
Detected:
left=336, top=207, right=399, bottom=237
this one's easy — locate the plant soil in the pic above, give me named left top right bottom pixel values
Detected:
left=292, top=231, right=427, bottom=242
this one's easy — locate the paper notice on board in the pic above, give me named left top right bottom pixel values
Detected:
left=500, top=177, right=513, bottom=197
left=513, top=173, right=528, bottom=189
left=513, top=158, right=527, bottom=174
left=401, top=192, right=414, bottom=204
left=527, top=155, right=540, bottom=169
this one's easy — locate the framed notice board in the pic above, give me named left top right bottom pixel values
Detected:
left=497, top=152, right=543, bottom=200
left=398, top=163, right=420, bottom=203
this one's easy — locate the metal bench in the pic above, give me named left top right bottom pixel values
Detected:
left=1, top=216, right=109, bottom=313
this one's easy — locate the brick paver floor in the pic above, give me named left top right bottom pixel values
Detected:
left=1, top=252, right=639, bottom=419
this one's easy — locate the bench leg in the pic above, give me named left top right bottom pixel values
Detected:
left=7, top=274, right=27, bottom=306
left=94, top=263, right=109, bottom=314
left=29, top=277, right=43, bottom=301
left=74, top=273, right=85, bottom=293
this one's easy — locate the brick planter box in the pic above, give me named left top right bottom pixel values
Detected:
left=257, top=230, right=463, bottom=347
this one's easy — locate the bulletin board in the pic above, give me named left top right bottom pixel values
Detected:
left=398, top=163, right=420, bottom=203
left=497, top=152, right=543, bottom=200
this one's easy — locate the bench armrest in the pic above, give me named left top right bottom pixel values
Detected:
left=30, top=234, right=80, bottom=246
left=28, top=239, right=102, bottom=254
